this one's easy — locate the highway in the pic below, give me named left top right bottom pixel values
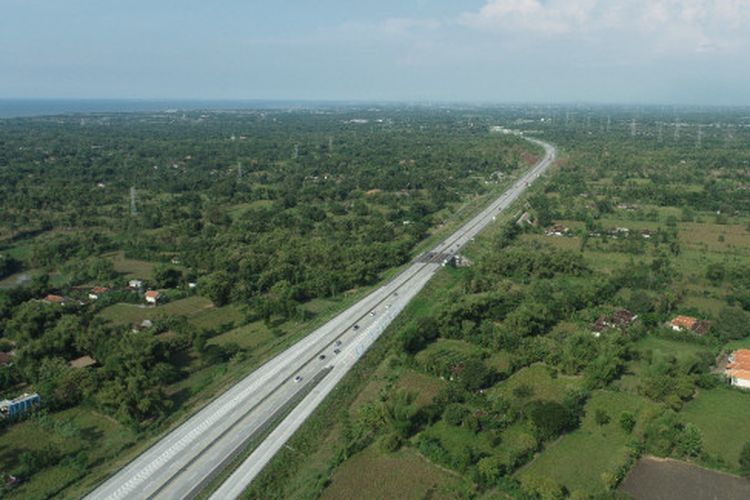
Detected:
left=85, top=135, right=555, bottom=500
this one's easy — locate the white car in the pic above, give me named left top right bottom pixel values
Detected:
left=294, top=375, right=302, bottom=383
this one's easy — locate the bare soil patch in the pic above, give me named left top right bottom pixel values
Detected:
left=620, top=456, right=750, bottom=500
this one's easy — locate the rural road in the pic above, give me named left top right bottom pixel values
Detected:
left=86, top=134, right=556, bottom=500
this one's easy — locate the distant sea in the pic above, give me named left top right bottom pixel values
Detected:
left=0, top=99, right=340, bottom=118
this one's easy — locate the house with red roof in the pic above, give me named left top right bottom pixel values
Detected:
left=88, top=287, right=109, bottom=300
left=670, top=315, right=711, bottom=335
left=44, top=294, right=66, bottom=305
left=726, top=349, right=750, bottom=390
left=144, top=290, right=160, bottom=305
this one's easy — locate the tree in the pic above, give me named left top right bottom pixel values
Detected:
left=458, top=359, right=492, bottom=391
left=619, top=412, right=636, bottom=433
left=677, top=423, right=703, bottom=458
left=199, top=271, right=233, bottom=306
left=594, top=409, right=610, bottom=426
left=528, top=401, right=577, bottom=441
left=739, top=442, right=750, bottom=478
left=153, top=265, right=182, bottom=288
left=712, top=307, right=750, bottom=341
left=443, top=403, right=468, bottom=426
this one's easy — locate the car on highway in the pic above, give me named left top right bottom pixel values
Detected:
left=319, top=354, right=326, bottom=360
left=333, top=348, right=341, bottom=355
left=369, top=311, right=375, bottom=316
left=294, top=376, right=302, bottom=383
left=353, top=324, right=359, bottom=330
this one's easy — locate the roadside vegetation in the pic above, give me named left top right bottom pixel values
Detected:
left=0, top=107, right=539, bottom=497
left=245, top=107, right=750, bottom=499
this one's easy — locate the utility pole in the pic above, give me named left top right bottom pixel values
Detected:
left=130, top=186, right=137, bottom=216
left=657, top=122, right=663, bottom=143
left=328, top=136, right=333, bottom=152
left=606, top=115, right=611, bottom=133
left=237, top=162, right=243, bottom=181
left=674, top=121, right=680, bottom=141
left=696, top=125, right=703, bottom=149
left=292, top=144, right=299, bottom=160
left=630, top=119, right=636, bottom=138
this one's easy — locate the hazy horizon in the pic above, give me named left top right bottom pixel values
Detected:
left=3, top=1, right=750, bottom=106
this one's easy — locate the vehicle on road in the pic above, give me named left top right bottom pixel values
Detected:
left=353, top=324, right=359, bottom=330
left=294, top=376, right=302, bottom=383
left=319, top=354, right=326, bottom=360
left=335, top=340, right=342, bottom=346
left=369, top=311, right=375, bottom=316
left=333, top=348, right=341, bottom=355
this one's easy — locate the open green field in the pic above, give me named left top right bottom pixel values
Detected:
left=487, top=363, right=582, bottom=404
left=321, top=445, right=468, bottom=500
left=0, top=407, right=136, bottom=499
left=105, top=251, right=158, bottom=279
left=616, top=336, right=713, bottom=393
left=394, top=369, right=446, bottom=407
left=681, top=386, right=750, bottom=470
left=518, top=390, right=658, bottom=496
left=98, top=295, right=214, bottom=325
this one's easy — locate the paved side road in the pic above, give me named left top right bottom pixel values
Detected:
left=86, top=134, right=555, bottom=500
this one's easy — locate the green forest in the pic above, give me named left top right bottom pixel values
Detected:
left=240, top=107, right=750, bottom=500
left=0, top=107, right=538, bottom=497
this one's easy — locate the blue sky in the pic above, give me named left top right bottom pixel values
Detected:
left=2, top=0, right=750, bottom=104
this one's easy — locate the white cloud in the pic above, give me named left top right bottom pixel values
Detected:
left=459, top=0, right=750, bottom=54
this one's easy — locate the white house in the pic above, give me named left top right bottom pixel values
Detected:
left=726, top=349, right=750, bottom=390
left=144, top=290, right=160, bottom=305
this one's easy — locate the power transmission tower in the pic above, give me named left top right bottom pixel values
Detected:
left=674, top=122, right=680, bottom=141
left=328, top=136, right=333, bottom=152
left=657, top=122, right=663, bottom=142
left=696, top=125, right=703, bottom=149
left=130, top=186, right=137, bottom=216
left=237, top=162, right=243, bottom=181
left=606, top=115, right=611, bottom=133
left=292, top=144, right=299, bottom=160
left=630, top=119, right=636, bottom=138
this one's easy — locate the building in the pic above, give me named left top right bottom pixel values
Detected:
left=726, top=349, right=750, bottom=389
left=670, top=315, right=710, bottom=335
left=671, top=315, right=697, bottom=331
left=88, top=286, right=109, bottom=300
left=128, top=279, right=144, bottom=290
left=44, top=294, right=66, bottom=305
left=0, top=393, right=41, bottom=419
left=592, top=309, right=638, bottom=337
left=0, top=351, right=14, bottom=367
left=132, top=319, right=154, bottom=333
left=545, top=224, right=570, bottom=237
left=145, top=290, right=160, bottom=304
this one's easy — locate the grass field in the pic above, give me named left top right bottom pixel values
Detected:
left=616, top=336, right=713, bottom=393
left=98, top=295, right=214, bottom=325
left=681, top=386, right=750, bottom=470
left=518, top=390, right=658, bottom=496
left=394, top=369, right=446, bottom=407
left=487, top=363, right=582, bottom=404
left=321, top=445, right=468, bottom=500
left=105, top=251, right=158, bottom=279
left=0, top=407, right=136, bottom=499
